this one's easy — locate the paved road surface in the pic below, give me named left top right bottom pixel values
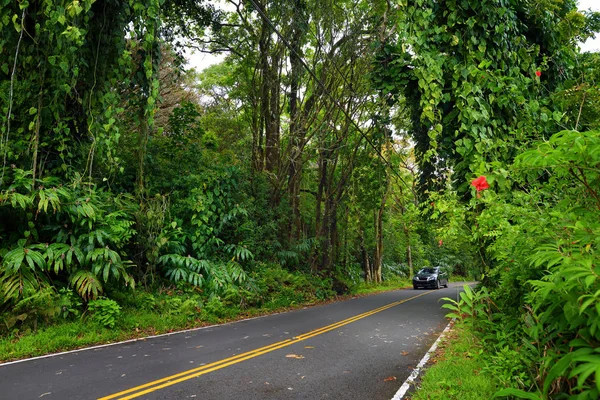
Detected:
left=0, top=284, right=467, bottom=400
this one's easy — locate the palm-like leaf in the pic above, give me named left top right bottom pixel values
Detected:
left=70, top=270, right=103, bottom=301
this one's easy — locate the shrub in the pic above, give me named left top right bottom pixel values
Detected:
left=87, top=298, right=121, bottom=329
left=136, top=293, right=157, bottom=311
left=57, top=288, right=83, bottom=320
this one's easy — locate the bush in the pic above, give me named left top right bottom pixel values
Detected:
left=57, top=288, right=83, bottom=320
left=87, top=298, right=121, bottom=329
left=382, top=263, right=409, bottom=281
left=2, top=288, right=60, bottom=333
left=136, top=293, right=157, bottom=311
left=251, top=263, right=335, bottom=307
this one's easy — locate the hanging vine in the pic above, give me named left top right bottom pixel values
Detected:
left=0, top=0, right=162, bottom=302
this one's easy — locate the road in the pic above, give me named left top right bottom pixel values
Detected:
left=0, top=284, right=466, bottom=400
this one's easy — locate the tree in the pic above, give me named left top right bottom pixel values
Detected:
left=373, top=0, right=599, bottom=195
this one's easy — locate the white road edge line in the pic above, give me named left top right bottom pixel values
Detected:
left=0, top=312, right=281, bottom=367
left=0, top=291, right=372, bottom=367
left=391, top=319, right=454, bottom=400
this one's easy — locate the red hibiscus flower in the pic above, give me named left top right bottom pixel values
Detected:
left=438, top=239, right=443, bottom=247
left=471, top=176, right=489, bottom=197
left=535, top=70, right=541, bottom=77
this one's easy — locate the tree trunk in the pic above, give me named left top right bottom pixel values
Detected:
left=287, top=0, right=307, bottom=242
left=264, top=48, right=281, bottom=176
left=373, top=209, right=382, bottom=283
left=358, top=216, right=371, bottom=282
left=250, top=74, right=263, bottom=172
left=255, top=8, right=270, bottom=172
left=372, top=170, right=390, bottom=283
left=407, top=243, right=413, bottom=277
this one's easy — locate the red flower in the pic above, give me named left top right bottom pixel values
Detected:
left=471, top=176, right=490, bottom=196
left=438, top=240, right=443, bottom=247
left=535, top=70, right=541, bottom=77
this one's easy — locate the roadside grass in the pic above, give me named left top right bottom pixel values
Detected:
left=0, top=300, right=316, bottom=362
left=0, top=311, right=195, bottom=361
left=410, top=322, right=498, bottom=400
left=0, top=275, right=415, bottom=362
left=351, top=277, right=412, bottom=295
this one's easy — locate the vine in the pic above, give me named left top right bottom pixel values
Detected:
left=0, top=0, right=163, bottom=303
left=373, top=0, right=586, bottom=193
left=0, top=7, right=25, bottom=185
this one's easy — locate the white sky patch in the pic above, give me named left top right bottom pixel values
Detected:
left=185, top=0, right=233, bottom=71
left=579, top=0, right=600, bottom=52
left=185, top=0, right=600, bottom=72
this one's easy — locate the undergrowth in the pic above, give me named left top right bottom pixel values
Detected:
left=411, top=322, right=498, bottom=400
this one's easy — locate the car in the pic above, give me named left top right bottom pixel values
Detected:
left=412, top=267, right=448, bottom=289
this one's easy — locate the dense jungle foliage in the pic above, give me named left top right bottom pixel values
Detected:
left=1, top=0, right=599, bottom=397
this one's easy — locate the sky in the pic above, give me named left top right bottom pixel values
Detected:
left=186, top=0, right=600, bottom=71
left=579, top=0, right=600, bottom=51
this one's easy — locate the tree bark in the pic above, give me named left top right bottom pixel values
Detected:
left=373, top=181, right=389, bottom=283
left=406, top=227, right=413, bottom=278
left=287, top=0, right=306, bottom=241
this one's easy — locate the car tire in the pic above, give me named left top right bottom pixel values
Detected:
left=413, top=285, right=418, bottom=290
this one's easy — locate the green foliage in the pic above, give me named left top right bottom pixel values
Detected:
left=373, top=0, right=597, bottom=194
left=251, top=264, right=335, bottom=307
left=0, top=173, right=136, bottom=303
left=135, top=292, right=157, bottom=311
left=494, top=388, right=542, bottom=400
left=438, top=130, right=600, bottom=398
left=57, top=288, right=83, bottom=320
left=201, top=296, right=232, bottom=320
left=2, top=4, right=597, bottom=395
left=87, top=297, right=121, bottom=329
left=0, top=0, right=445, bottom=369
left=3, top=288, right=59, bottom=332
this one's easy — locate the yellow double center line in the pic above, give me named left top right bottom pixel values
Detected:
left=99, top=291, right=432, bottom=400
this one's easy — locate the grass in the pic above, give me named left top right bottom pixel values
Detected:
left=0, top=311, right=199, bottom=361
left=410, top=322, right=498, bottom=400
left=0, top=302, right=329, bottom=362
left=0, top=276, right=416, bottom=362
left=351, top=277, right=412, bottom=295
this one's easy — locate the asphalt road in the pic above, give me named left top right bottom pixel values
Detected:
left=0, top=284, right=467, bottom=400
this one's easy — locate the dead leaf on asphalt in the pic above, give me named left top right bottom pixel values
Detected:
left=384, top=376, right=397, bottom=382
left=401, top=351, right=409, bottom=356
left=286, top=354, right=305, bottom=359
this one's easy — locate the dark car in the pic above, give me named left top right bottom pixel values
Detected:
left=412, top=267, right=448, bottom=289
